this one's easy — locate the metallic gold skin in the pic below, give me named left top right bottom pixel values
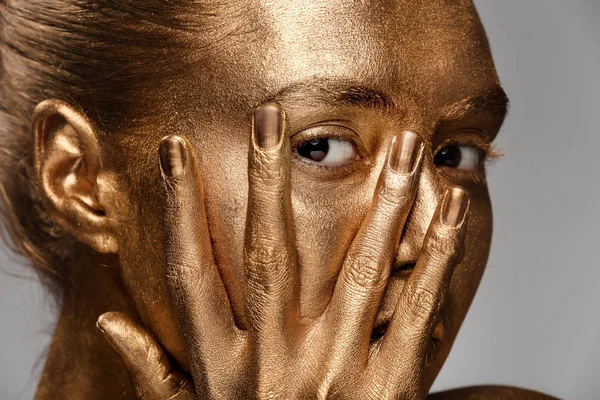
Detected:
left=29, top=1, right=557, bottom=399
left=101, top=123, right=467, bottom=399
left=96, top=312, right=196, bottom=400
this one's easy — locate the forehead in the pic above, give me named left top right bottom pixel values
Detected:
left=176, top=0, right=498, bottom=119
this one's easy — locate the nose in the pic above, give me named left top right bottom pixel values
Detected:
left=392, top=150, right=446, bottom=273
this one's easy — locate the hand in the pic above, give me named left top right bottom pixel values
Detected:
left=97, top=104, right=470, bottom=400
left=97, top=312, right=196, bottom=400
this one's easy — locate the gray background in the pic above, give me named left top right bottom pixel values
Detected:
left=1, top=1, right=599, bottom=399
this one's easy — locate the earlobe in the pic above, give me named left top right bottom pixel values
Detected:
left=33, top=100, right=118, bottom=254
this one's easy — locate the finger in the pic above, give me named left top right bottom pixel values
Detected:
left=325, top=131, right=424, bottom=356
left=244, top=104, right=300, bottom=346
left=371, top=186, right=469, bottom=393
left=159, top=136, right=237, bottom=378
left=97, top=312, right=196, bottom=400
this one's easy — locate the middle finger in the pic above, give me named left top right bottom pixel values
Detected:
left=244, top=104, right=301, bottom=352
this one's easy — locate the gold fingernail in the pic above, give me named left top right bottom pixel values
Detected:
left=96, top=313, right=120, bottom=350
left=441, top=186, right=470, bottom=227
left=159, top=135, right=187, bottom=178
left=253, top=103, right=284, bottom=150
left=389, top=131, right=423, bottom=174
left=97, top=313, right=135, bottom=359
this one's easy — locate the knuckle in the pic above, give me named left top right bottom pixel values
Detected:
left=244, top=245, right=291, bottom=293
left=403, top=282, right=440, bottom=325
left=245, top=238, right=288, bottom=267
left=165, top=261, right=193, bottom=284
left=376, top=181, right=410, bottom=208
left=377, top=167, right=415, bottom=200
left=426, top=231, right=463, bottom=263
left=165, top=257, right=210, bottom=296
left=343, top=251, right=386, bottom=292
left=249, top=149, right=285, bottom=187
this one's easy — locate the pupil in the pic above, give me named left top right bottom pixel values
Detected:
left=298, top=139, right=329, bottom=162
left=434, top=145, right=462, bottom=168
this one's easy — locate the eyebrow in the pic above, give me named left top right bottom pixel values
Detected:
left=438, top=85, right=510, bottom=123
left=266, top=77, right=509, bottom=122
left=267, top=77, right=396, bottom=113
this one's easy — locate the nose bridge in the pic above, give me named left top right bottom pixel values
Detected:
left=395, top=156, right=445, bottom=264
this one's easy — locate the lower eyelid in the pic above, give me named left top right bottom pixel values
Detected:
left=291, top=152, right=363, bottom=179
left=439, top=165, right=487, bottom=184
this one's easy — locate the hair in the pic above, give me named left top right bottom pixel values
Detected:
left=0, top=1, right=219, bottom=297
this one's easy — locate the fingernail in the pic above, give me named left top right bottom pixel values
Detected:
left=96, top=313, right=124, bottom=351
left=253, top=103, right=284, bottom=150
left=97, top=313, right=142, bottom=362
left=389, top=131, right=423, bottom=174
left=441, top=187, right=470, bottom=227
left=159, top=136, right=186, bottom=178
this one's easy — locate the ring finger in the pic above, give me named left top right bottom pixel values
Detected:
left=325, top=131, right=424, bottom=361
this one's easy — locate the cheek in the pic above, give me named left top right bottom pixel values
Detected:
left=204, top=161, right=379, bottom=323
left=108, top=156, right=190, bottom=370
left=423, top=187, right=492, bottom=389
left=446, top=187, right=492, bottom=338
left=292, top=168, right=378, bottom=318
left=196, top=123, right=381, bottom=323
left=109, top=124, right=252, bottom=367
left=201, top=148, right=249, bottom=328
left=193, top=122, right=254, bottom=328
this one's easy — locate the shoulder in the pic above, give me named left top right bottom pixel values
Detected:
left=428, top=385, right=559, bottom=400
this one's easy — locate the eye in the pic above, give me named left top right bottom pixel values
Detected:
left=434, top=145, right=484, bottom=170
left=296, top=138, right=360, bottom=165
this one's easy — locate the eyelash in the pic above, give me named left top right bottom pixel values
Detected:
left=434, top=136, right=503, bottom=183
left=290, top=124, right=365, bottom=170
left=292, top=126, right=502, bottom=183
left=438, top=137, right=503, bottom=163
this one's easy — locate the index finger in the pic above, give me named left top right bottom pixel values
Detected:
left=243, top=104, right=300, bottom=347
left=159, top=135, right=238, bottom=376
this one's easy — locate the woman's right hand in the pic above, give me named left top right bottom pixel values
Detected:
left=97, top=104, right=470, bottom=400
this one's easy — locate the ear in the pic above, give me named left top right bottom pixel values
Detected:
left=33, top=100, right=118, bottom=254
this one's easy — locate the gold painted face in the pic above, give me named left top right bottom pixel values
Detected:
left=103, top=0, right=507, bottom=390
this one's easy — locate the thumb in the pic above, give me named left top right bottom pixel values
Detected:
left=97, top=312, right=196, bottom=400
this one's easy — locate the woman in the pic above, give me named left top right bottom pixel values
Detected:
left=0, top=1, right=555, bottom=398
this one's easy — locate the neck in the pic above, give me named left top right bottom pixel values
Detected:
left=35, top=247, right=138, bottom=400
